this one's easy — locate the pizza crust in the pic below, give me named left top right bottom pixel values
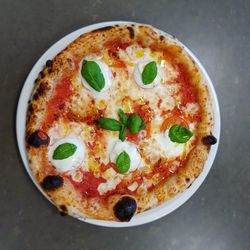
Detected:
left=26, top=24, right=213, bottom=221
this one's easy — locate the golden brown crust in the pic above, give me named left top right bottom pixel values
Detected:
left=26, top=24, right=213, bottom=221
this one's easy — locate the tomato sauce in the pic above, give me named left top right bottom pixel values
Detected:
left=104, top=38, right=131, bottom=51
left=41, top=77, right=72, bottom=130
left=104, top=38, right=131, bottom=69
left=146, top=159, right=181, bottom=192
left=176, top=63, right=197, bottom=105
left=126, top=129, right=140, bottom=144
left=54, top=35, right=202, bottom=200
left=67, top=172, right=105, bottom=198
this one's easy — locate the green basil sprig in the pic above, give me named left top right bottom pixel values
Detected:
left=97, top=109, right=146, bottom=141
left=118, top=109, right=127, bottom=126
left=53, top=143, right=77, bottom=160
left=168, top=124, right=193, bottom=143
left=81, top=60, right=105, bottom=92
left=116, top=151, right=131, bottom=173
left=97, top=118, right=121, bottom=131
left=127, top=113, right=145, bottom=134
left=119, top=125, right=126, bottom=141
left=142, top=61, right=157, bottom=85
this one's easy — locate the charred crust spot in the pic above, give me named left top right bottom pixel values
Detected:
left=28, top=103, right=34, bottom=113
left=27, top=130, right=50, bottom=147
left=91, top=26, right=114, bottom=33
left=160, top=35, right=164, bottom=41
left=127, top=26, right=135, bottom=39
left=33, top=93, right=39, bottom=100
left=39, top=70, right=45, bottom=79
left=60, top=205, right=68, bottom=212
left=32, top=82, right=47, bottom=100
left=46, top=60, right=53, bottom=67
left=185, top=177, right=190, bottom=183
left=41, top=175, right=63, bottom=191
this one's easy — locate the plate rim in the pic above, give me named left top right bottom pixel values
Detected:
left=16, top=21, right=221, bottom=227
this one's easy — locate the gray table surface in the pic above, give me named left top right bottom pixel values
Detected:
left=1, top=0, right=250, bottom=249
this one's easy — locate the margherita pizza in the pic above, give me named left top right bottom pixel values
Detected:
left=26, top=24, right=217, bottom=222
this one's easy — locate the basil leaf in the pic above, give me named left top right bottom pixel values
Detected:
left=142, top=61, right=157, bottom=85
left=168, top=124, right=193, bottom=143
left=98, top=118, right=121, bottom=131
left=118, top=109, right=127, bottom=125
left=119, top=125, right=126, bottom=141
left=127, top=113, right=145, bottom=134
left=81, top=60, right=105, bottom=92
left=53, top=143, right=77, bottom=160
left=116, top=151, right=130, bottom=174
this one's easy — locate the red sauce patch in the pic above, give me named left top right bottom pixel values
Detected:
left=161, top=115, right=188, bottom=132
left=146, top=159, right=181, bottom=192
left=134, top=102, right=152, bottom=123
left=133, top=102, right=153, bottom=138
left=104, top=38, right=131, bottom=69
left=157, top=99, right=163, bottom=108
left=126, top=129, right=140, bottom=143
left=41, top=77, right=72, bottom=130
left=66, top=108, right=104, bottom=125
left=104, top=38, right=131, bottom=51
left=100, top=162, right=116, bottom=172
left=67, top=172, right=106, bottom=198
left=176, top=63, right=197, bottom=105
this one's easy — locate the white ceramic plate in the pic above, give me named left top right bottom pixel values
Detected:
left=16, top=21, right=220, bottom=227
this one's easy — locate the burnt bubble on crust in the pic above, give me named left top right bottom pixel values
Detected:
left=127, top=26, right=135, bottom=39
left=114, top=196, right=137, bottom=222
left=202, top=135, right=217, bottom=145
left=27, top=130, right=50, bottom=147
left=46, top=60, right=53, bottom=67
left=39, top=70, right=45, bottom=79
left=91, top=26, right=114, bottom=33
left=32, top=82, right=47, bottom=100
left=60, top=204, right=68, bottom=212
left=59, top=205, right=68, bottom=216
left=160, top=35, right=165, bottom=41
left=41, top=175, right=64, bottom=191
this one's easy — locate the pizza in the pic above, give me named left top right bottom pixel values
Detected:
left=26, top=24, right=217, bottom=222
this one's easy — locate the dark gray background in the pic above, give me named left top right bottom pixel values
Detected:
left=1, top=0, right=249, bottom=249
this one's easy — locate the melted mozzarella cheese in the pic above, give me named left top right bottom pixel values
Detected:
left=128, top=181, right=139, bottom=192
left=182, top=103, right=199, bottom=115
left=109, top=140, right=142, bottom=172
left=97, top=176, right=121, bottom=195
left=80, top=58, right=113, bottom=93
left=153, top=130, right=185, bottom=159
left=97, top=167, right=123, bottom=195
left=48, top=137, right=85, bottom=173
left=134, top=60, right=163, bottom=89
